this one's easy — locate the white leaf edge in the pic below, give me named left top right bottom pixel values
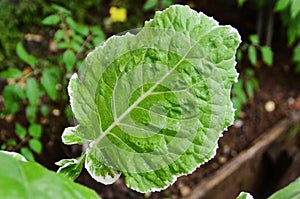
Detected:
left=85, top=149, right=121, bottom=185
left=237, top=191, right=254, bottom=199
left=0, top=150, right=27, bottom=162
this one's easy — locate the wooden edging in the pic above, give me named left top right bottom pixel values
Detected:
left=184, top=111, right=300, bottom=199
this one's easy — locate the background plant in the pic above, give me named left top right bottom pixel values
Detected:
left=0, top=3, right=105, bottom=160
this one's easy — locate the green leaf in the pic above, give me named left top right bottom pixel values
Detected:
left=41, top=14, right=60, bottom=25
left=20, top=147, right=35, bottom=161
left=40, top=105, right=49, bottom=117
left=25, top=105, right=37, bottom=124
left=248, top=45, right=257, bottom=66
left=29, top=123, right=42, bottom=139
left=41, top=69, right=57, bottom=100
left=0, top=151, right=100, bottom=199
left=56, top=154, right=85, bottom=181
left=143, top=0, right=158, bottom=10
left=54, top=29, right=65, bottom=40
left=7, top=139, right=17, bottom=147
left=0, top=68, right=23, bottom=78
left=268, top=176, right=300, bottom=199
left=66, top=17, right=89, bottom=36
left=291, top=0, right=300, bottom=18
left=245, top=81, right=254, bottom=99
left=15, top=123, right=27, bottom=138
left=29, top=139, right=42, bottom=154
left=274, top=0, right=290, bottom=12
left=249, top=34, right=259, bottom=45
left=2, top=84, right=25, bottom=114
left=62, top=5, right=241, bottom=193
left=25, top=78, right=40, bottom=105
left=236, top=192, right=254, bottom=199
left=16, top=42, right=37, bottom=67
left=237, top=0, right=247, bottom=7
left=63, top=49, right=76, bottom=72
left=261, top=46, right=273, bottom=67
left=293, top=43, right=300, bottom=63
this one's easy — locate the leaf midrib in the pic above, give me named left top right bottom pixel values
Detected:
left=91, top=45, right=195, bottom=147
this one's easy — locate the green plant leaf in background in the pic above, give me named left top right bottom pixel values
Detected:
left=291, top=0, right=300, bottom=18
left=29, top=123, right=42, bottom=139
left=66, top=17, right=89, bottom=36
left=63, top=49, right=77, bottom=72
left=20, top=147, right=35, bottom=161
left=249, top=34, right=259, bottom=45
left=25, top=78, right=40, bottom=106
left=274, top=0, right=290, bottom=12
left=0, top=151, right=100, bottom=199
left=15, top=123, right=27, bottom=139
left=261, top=46, right=273, bottom=67
left=0, top=68, right=23, bottom=78
left=41, top=69, right=58, bottom=100
left=29, top=139, right=42, bottom=154
left=248, top=45, right=257, bottom=66
left=61, top=5, right=241, bottom=192
left=41, top=14, right=60, bottom=25
left=25, top=105, right=37, bottom=124
left=16, top=42, right=37, bottom=67
left=2, top=83, right=25, bottom=114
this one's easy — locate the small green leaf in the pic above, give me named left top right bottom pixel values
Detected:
left=292, top=43, right=300, bottom=63
left=0, top=68, right=23, bottom=78
left=274, top=0, right=290, bottom=12
left=92, top=37, right=105, bottom=47
left=29, top=139, right=42, bottom=154
left=70, top=41, right=82, bottom=52
left=41, top=69, right=57, bottom=100
left=2, top=84, right=25, bottom=114
left=15, top=123, right=27, bottom=139
left=25, top=78, right=40, bottom=106
left=245, top=81, right=254, bottom=99
left=1, top=144, right=6, bottom=150
left=56, top=154, right=85, bottom=181
left=7, top=139, right=17, bottom=147
left=16, top=42, right=38, bottom=67
left=63, top=49, right=76, bottom=72
left=143, top=0, right=158, bottom=10
left=20, top=147, right=35, bottom=161
left=26, top=105, right=37, bottom=124
left=237, top=50, right=243, bottom=62
left=66, top=17, right=89, bottom=36
left=57, top=41, right=69, bottom=49
left=90, top=26, right=105, bottom=37
left=291, top=0, right=300, bottom=18
left=249, top=34, right=259, bottom=45
left=261, top=46, right=273, bottom=67
left=54, top=29, right=65, bottom=40
left=51, top=4, right=70, bottom=14
left=237, top=0, right=247, bottom=7
left=248, top=45, right=257, bottom=65
left=41, top=14, right=60, bottom=25
left=29, top=123, right=42, bottom=139
left=40, top=105, right=49, bottom=117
